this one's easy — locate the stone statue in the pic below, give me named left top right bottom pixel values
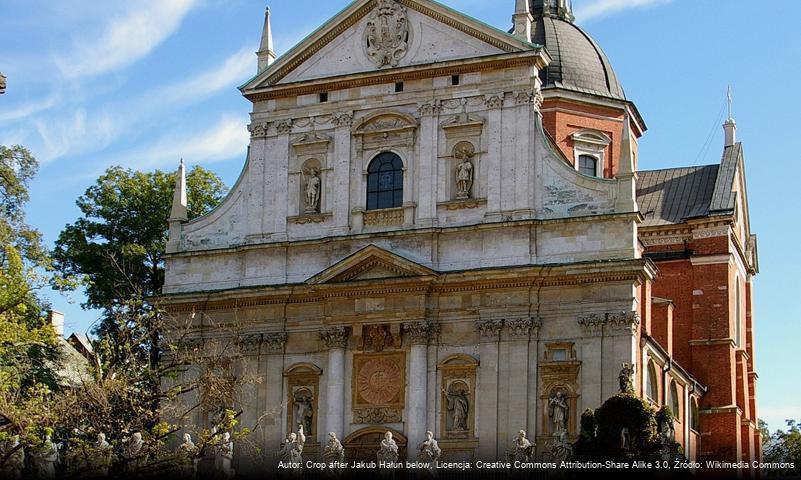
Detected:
left=619, top=363, right=635, bottom=393
left=123, top=432, right=145, bottom=471
left=0, top=72, right=6, bottom=94
left=416, top=431, right=441, bottom=476
left=509, top=430, right=534, bottom=463
left=454, top=148, right=474, bottom=200
left=323, top=432, right=345, bottom=476
left=548, top=390, right=569, bottom=434
left=278, top=424, right=306, bottom=474
left=620, top=427, right=631, bottom=450
left=303, top=167, right=321, bottom=214
left=0, top=435, right=24, bottom=479
left=376, top=431, right=399, bottom=465
left=445, top=384, right=469, bottom=432
left=659, top=415, right=676, bottom=445
left=215, top=432, right=234, bottom=479
left=178, top=433, right=197, bottom=477
left=93, top=433, right=112, bottom=476
left=293, top=390, right=314, bottom=437
left=546, top=430, right=573, bottom=463
left=31, top=434, right=59, bottom=479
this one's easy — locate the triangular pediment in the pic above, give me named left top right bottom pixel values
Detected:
left=306, top=245, right=437, bottom=284
left=242, top=0, right=535, bottom=92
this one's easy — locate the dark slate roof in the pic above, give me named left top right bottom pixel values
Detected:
left=530, top=16, right=626, bottom=100
left=636, top=165, right=720, bottom=227
left=710, top=143, right=741, bottom=214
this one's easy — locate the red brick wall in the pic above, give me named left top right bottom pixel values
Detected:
left=540, top=98, right=640, bottom=178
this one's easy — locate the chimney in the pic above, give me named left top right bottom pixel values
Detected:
left=48, top=310, right=65, bottom=337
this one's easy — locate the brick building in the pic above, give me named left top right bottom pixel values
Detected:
left=159, top=0, right=759, bottom=474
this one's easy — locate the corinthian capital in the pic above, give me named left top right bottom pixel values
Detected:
left=263, top=332, right=288, bottom=353
left=403, top=321, right=435, bottom=345
left=476, top=319, right=504, bottom=341
left=320, top=326, right=348, bottom=349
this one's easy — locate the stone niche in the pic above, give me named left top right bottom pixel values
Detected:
left=284, top=363, right=321, bottom=444
left=439, top=113, right=484, bottom=205
left=288, top=132, right=333, bottom=222
left=537, top=343, right=581, bottom=452
left=351, top=351, right=406, bottom=425
left=438, top=354, right=479, bottom=460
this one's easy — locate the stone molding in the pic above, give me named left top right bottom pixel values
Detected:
left=320, top=326, right=349, bottom=349
left=353, top=406, right=403, bottom=424
left=263, top=332, right=288, bottom=353
left=403, top=320, right=436, bottom=345
left=476, top=319, right=504, bottom=341
left=692, top=226, right=730, bottom=240
left=506, top=317, right=542, bottom=339
left=577, top=311, right=640, bottom=335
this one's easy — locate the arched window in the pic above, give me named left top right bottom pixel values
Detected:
left=367, top=152, right=403, bottom=210
left=646, top=361, right=659, bottom=403
left=669, top=381, right=680, bottom=417
left=578, top=154, right=598, bottom=177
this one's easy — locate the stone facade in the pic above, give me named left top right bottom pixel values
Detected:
left=159, top=0, right=757, bottom=473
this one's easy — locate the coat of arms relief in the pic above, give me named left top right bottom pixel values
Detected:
left=364, top=0, right=410, bottom=68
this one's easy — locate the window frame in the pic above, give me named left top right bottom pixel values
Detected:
left=366, top=152, right=404, bottom=211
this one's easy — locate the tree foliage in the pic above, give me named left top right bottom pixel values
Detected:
left=763, top=419, right=801, bottom=477
left=53, top=165, right=227, bottom=312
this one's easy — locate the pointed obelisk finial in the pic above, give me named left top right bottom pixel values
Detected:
left=512, top=0, right=533, bottom=41
left=167, top=159, right=188, bottom=253
left=257, top=6, right=276, bottom=73
left=724, top=85, right=736, bottom=147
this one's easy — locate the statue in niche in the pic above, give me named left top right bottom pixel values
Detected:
left=376, top=431, right=399, bottom=465
left=548, top=390, right=569, bottom=434
left=619, top=363, right=636, bottom=393
left=453, top=144, right=474, bottom=200
left=445, top=381, right=469, bottom=432
left=620, top=427, right=631, bottom=450
left=508, top=430, right=534, bottom=463
left=293, top=388, right=314, bottom=437
left=303, top=166, right=321, bottom=214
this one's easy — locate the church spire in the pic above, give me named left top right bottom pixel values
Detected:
left=530, top=0, right=575, bottom=23
left=257, top=6, right=276, bottom=73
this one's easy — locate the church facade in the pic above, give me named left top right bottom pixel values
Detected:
left=159, top=0, right=760, bottom=474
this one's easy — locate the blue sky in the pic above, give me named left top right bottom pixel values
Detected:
left=1, top=0, right=799, bottom=430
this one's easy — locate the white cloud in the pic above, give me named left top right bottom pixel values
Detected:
left=56, top=0, right=199, bottom=79
left=151, top=46, right=255, bottom=105
left=575, top=0, right=672, bottom=22
left=118, top=115, right=250, bottom=170
left=0, top=92, right=61, bottom=124
left=32, top=108, right=120, bottom=164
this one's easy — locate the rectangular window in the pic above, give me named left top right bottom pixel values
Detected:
left=551, top=349, right=568, bottom=361
left=578, top=155, right=598, bottom=177
left=395, top=82, right=404, bottom=93
left=451, top=74, right=460, bottom=86
left=319, top=92, right=329, bottom=103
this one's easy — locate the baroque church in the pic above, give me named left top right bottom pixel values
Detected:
left=160, top=0, right=760, bottom=474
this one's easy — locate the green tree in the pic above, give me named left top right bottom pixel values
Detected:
left=763, top=419, right=801, bottom=477
left=52, top=165, right=227, bottom=366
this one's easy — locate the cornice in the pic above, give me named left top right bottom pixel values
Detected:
left=245, top=52, right=545, bottom=102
